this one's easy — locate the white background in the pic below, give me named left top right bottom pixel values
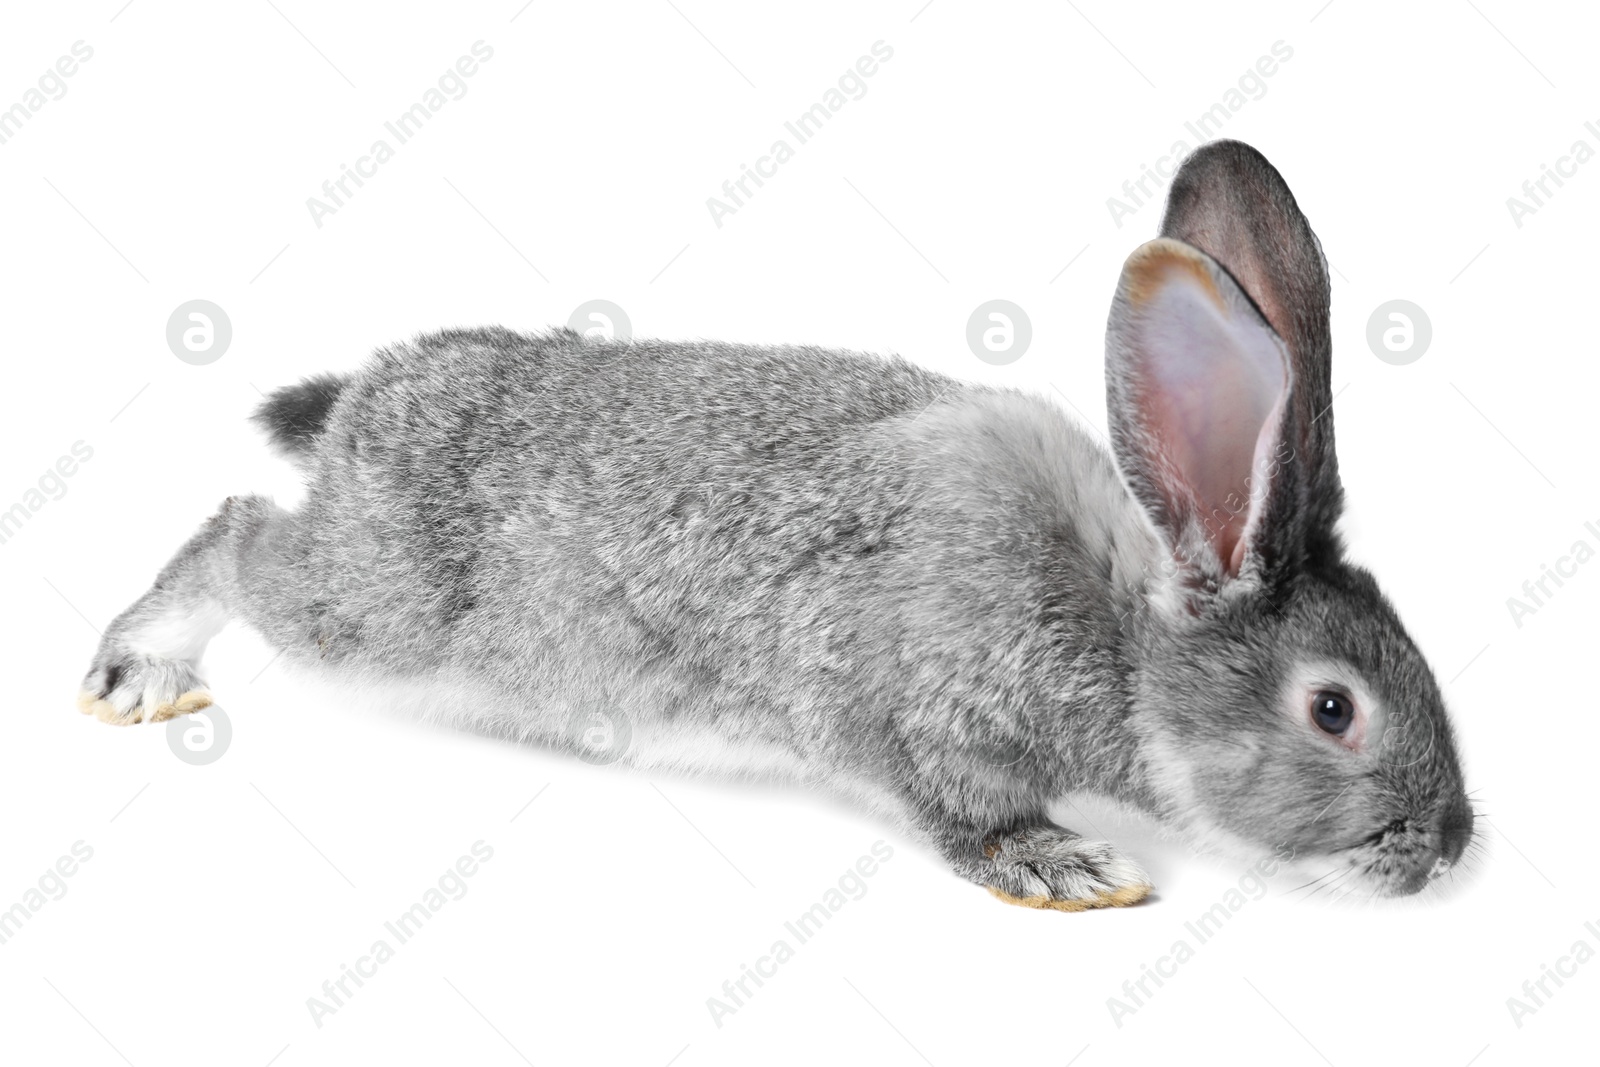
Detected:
left=1, top=1, right=1595, bottom=1064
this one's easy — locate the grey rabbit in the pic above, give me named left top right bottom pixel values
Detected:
left=79, top=140, right=1474, bottom=910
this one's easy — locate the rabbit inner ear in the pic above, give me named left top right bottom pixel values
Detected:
left=1107, top=239, right=1290, bottom=579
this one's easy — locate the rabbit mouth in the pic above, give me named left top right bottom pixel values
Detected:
left=1340, top=819, right=1457, bottom=898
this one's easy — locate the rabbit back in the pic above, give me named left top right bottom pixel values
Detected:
left=264, top=327, right=1151, bottom=790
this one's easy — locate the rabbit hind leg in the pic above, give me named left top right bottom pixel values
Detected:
left=78, top=495, right=291, bottom=725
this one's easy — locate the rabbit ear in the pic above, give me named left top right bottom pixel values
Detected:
left=1157, top=141, right=1343, bottom=549
left=1106, top=238, right=1291, bottom=585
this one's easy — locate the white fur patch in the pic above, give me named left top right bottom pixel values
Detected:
left=126, top=599, right=230, bottom=663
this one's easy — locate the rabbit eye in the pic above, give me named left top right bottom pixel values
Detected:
left=1311, top=690, right=1354, bottom=736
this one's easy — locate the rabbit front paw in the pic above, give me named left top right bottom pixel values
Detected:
left=981, top=826, right=1152, bottom=911
left=78, top=651, right=212, bottom=726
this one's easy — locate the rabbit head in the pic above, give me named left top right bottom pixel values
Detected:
left=1104, top=140, right=1474, bottom=898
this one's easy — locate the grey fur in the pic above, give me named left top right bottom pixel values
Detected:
left=250, top=372, right=348, bottom=462
left=81, top=141, right=1472, bottom=905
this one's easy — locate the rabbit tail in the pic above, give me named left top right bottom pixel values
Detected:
left=252, top=372, right=349, bottom=463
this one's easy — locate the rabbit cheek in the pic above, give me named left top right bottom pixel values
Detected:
left=1141, top=728, right=1279, bottom=855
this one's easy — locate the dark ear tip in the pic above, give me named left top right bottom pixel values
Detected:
left=1166, top=140, right=1284, bottom=196
left=1160, top=141, right=1316, bottom=260
left=1177, top=138, right=1264, bottom=166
